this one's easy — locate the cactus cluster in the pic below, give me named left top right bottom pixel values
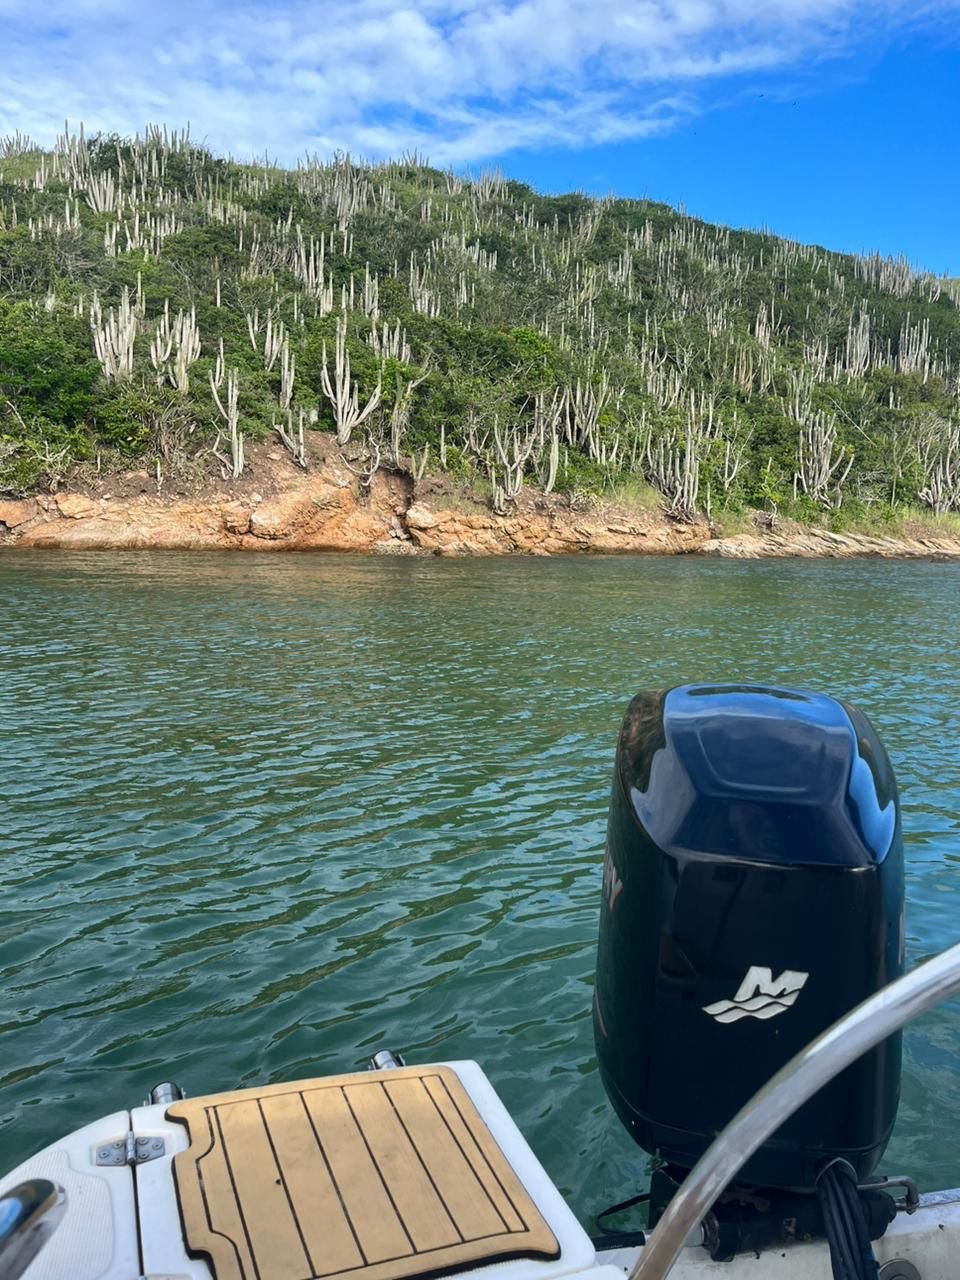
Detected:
left=1, top=122, right=958, bottom=518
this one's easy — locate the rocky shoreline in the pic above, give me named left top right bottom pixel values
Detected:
left=3, top=452, right=960, bottom=561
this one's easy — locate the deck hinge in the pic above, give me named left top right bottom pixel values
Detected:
left=94, top=1133, right=166, bottom=1167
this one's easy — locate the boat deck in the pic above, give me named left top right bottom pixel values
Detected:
left=168, top=1065, right=560, bottom=1280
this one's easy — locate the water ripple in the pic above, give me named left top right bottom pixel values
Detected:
left=2, top=552, right=960, bottom=1217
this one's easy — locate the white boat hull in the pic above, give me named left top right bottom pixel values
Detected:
left=2, top=1061, right=956, bottom=1280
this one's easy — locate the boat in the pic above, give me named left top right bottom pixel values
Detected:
left=4, top=684, right=960, bottom=1280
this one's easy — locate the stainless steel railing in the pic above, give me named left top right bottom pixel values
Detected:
left=0, top=1178, right=66, bottom=1280
left=630, top=941, right=960, bottom=1279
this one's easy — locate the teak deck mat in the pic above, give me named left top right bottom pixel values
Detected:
left=168, top=1066, right=560, bottom=1280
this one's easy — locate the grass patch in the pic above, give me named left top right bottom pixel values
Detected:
left=603, top=476, right=664, bottom=513
left=897, top=507, right=960, bottom=540
left=824, top=504, right=960, bottom=540
left=709, top=508, right=758, bottom=538
left=427, top=491, right=490, bottom=516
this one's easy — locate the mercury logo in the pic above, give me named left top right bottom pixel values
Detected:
left=703, top=966, right=809, bottom=1024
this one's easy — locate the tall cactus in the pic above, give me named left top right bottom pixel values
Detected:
left=91, top=287, right=137, bottom=380
left=320, top=317, right=382, bottom=445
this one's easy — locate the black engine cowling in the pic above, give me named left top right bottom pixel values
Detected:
left=594, top=684, right=904, bottom=1192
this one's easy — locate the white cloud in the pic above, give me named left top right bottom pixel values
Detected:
left=0, top=0, right=956, bottom=165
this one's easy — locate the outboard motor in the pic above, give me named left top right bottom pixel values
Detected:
left=594, top=684, right=904, bottom=1260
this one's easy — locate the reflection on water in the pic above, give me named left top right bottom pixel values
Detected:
left=1, top=551, right=960, bottom=1218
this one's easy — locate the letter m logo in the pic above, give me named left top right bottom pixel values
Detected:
left=703, top=966, right=809, bottom=1024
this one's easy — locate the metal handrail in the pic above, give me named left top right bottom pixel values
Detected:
left=630, top=940, right=960, bottom=1279
left=0, top=1178, right=66, bottom=1280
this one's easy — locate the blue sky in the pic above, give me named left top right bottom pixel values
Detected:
left=509, top=32, right=960, bottom=275
left=2, top=1, right=958, bottom=273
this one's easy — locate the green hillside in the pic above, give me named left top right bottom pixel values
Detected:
left=2, top=124, right=959, bottom=525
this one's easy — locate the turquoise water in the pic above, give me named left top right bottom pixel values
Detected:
left=2, top=551, right=960, bottom=1222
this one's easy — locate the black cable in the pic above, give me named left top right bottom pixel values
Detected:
left=816, top=1160, right=880, bottom=1280
left=590, top=1190, right=649, bottom=1249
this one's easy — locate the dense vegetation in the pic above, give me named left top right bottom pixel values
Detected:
left=2, top=124, right=959, bottom=526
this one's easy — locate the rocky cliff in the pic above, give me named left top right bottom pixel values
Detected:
left=2, top=448, right=960, bottom=560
